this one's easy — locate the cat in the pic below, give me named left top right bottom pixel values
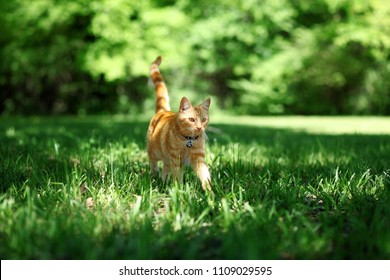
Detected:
left=147, top=56, right=212, bottom=191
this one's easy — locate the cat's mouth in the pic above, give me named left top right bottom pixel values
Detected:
left=192, top=129, right=205, bottom=136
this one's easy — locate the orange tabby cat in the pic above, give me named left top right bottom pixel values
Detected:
left=147, top=56, right=211, bottom=191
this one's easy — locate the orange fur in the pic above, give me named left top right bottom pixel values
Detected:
left=147, top=56, right=211, bottom=191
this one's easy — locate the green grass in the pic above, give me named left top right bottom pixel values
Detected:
left=1, top=115, right=390, bottom=259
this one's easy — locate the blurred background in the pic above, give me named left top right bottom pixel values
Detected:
left=1, top=0, right=389, bottom=116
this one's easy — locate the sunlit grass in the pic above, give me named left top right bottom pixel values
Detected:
left=212, top=115, right=390, bottom=135
left=0, top=116, right=389, bottom=259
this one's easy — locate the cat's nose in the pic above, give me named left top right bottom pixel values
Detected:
left=196, top=126, right=202, bottom=131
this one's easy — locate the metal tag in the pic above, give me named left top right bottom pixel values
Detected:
left=186, top=140, right=193, bottom=148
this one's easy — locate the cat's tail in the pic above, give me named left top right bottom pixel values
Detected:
left=150, top=56, right=170, bottom=113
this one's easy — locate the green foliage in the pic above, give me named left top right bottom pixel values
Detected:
left=1, top=116, right=390, bottom=259
left=1, top=0, right=390, bottom=115
left=84, top=0, right=190, bottom=79
left=210, top=0, right=390, bottom=114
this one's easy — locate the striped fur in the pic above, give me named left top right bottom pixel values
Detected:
left=150, top=56, right=170, bottom=113
left=147, top=56, right=212, bottom=191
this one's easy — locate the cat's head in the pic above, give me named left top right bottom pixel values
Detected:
left=176, top=97, right=210, bottom=137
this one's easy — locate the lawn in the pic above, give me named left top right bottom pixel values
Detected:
left=0, top=116, right=389, bottom=259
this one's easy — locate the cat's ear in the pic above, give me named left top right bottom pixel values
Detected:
left=201, top=98, right=211, bottom=110
left=179, top=97, right=192, bottom=112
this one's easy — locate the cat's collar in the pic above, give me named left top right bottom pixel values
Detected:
left=182, top=134, right=199, bottom=148
left=183, top=135, right=199, bottom=141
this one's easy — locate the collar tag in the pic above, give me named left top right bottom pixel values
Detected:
left=186, top=140, right=193, bottom=148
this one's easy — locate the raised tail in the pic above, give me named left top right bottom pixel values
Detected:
left=150, top=56, right=170, bottom=113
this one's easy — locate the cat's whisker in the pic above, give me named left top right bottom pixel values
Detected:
left=204, top=131, right=210, bottom=144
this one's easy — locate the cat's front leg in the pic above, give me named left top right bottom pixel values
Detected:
left=163, top=159, right=183, bottom=185
left=162, top=162, right=170, bottom=182
left=192, top=158, right=211, bottom=191
left=149, top=159, right=159, bottom=176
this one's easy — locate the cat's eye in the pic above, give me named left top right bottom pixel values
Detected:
left=201, top=118, right=207, bottom=122
left=188, top=117, right=196, bottom=122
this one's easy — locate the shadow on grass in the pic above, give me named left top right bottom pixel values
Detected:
left=210, top=123, right=390, bottom=168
